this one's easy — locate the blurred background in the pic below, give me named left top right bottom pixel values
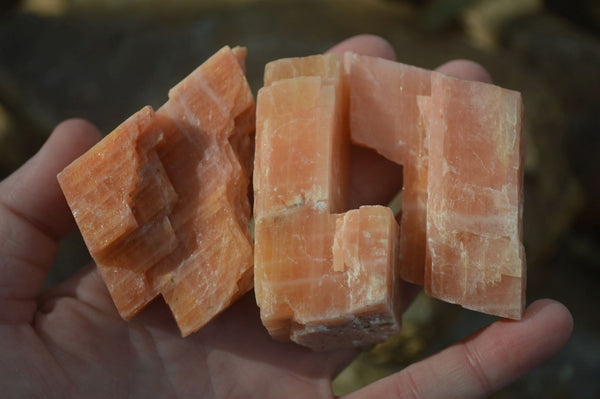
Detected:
left=1, top=0, right=598, bottom=397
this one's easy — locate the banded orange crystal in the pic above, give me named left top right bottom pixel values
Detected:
left=347, top=53, right=525, bottom=319
left=347, top=53, right=431, bottom=286
left=58, top=46, right=255, bottom=336
left=424, top=73, right=525, bottom=319
left=254, top=55, right=403, bottom=350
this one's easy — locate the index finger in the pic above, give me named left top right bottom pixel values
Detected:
left=326, top=34, right=397, bottom=60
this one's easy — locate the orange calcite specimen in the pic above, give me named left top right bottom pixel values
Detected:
left=424, top=73, right=525, bottom=319
left=347, top=53, right=525, bottom=319
left=58, top=106, right=178, bottom=314
left=58, top=46, right=255, bottom=336
left=254, top=55, right=402, bottom=351
left=256, top=55, right=349, bottom=216
left=59, top=42, right=525, bottom=347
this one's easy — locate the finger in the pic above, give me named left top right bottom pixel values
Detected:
left=38, top=263, right=117, bottom=318
left=326, top=34, right=397, bottom=60
left=0, top=119, right=101, bottom=323
left=348, top=146, right=404, bottom=209
left=344, top=299, right=573, bottom=399
left=0, top=119, right=102, bottom=240
left=198, top=292, right=358, bottom=382
left=436, top=59, right=492, bottom=83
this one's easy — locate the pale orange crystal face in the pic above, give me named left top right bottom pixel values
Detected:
left=58, top=46, right=255, bottom=336
left=254, top=55, right=403, bottom=351
left=346, top=53, right=525, bottom=320
left=424, top=73, right=525, bottom=319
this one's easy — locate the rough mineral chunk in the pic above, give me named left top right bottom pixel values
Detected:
left=256, top=55, right=349, bottom=216
left=59, top=44, right=525, bottom=345
left=58, top=46, right=255, bottom=336
left=58, top=106, right=178, bottom=315
left=347, top=53, right=525, bottom=320
left=424, top=73, right=525, bottom=319
left=254, top=54, right=402, bottom=351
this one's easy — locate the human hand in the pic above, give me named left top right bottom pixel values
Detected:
left=0, top=35, right=572, bottom=398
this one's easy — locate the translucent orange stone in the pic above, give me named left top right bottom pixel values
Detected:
left=424, top=73, right=525, bottom=319
left=59, top=45, right=525, bottom=346
left=254, top=55, right=402, bottom=351
left=58, top=46, right=255, bottom=335
left=347, top=53, right=525, bottom=319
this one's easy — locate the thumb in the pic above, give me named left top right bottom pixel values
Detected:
left=0, top=119, right=101, bottom=323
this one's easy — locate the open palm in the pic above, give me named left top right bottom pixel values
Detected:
left=0, top=36, right=572, bottom=398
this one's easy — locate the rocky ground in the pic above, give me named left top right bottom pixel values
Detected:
left=1, top=0, right=599, bottom=397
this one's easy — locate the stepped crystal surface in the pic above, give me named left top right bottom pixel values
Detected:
left=254, top=54, right=402, bottom=351
left=58, top=46, right=255, bottom=336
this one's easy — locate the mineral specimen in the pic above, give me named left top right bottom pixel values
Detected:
left=346, top=53, right=525, bottom=319
left=254, top=55, right=403, bottom=351
left=58, top=46, right=255, bottom=336
left=424, top=73, right=525, bottom=319
left=59, top=45, right=525, bottom=347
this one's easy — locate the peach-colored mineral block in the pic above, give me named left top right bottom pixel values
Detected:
left=149, top=46, right=255, bottom=336
left=425, top=73, right=525, bottom=319
left=347, top=53, right=432, bottom=286
left=254, top=55, right=402, bottom=351
left=256, top=54, right=349, bottom=215
left=58, top=46, right=255, bottom=336
left=58, top=106, right=177, bottom=316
